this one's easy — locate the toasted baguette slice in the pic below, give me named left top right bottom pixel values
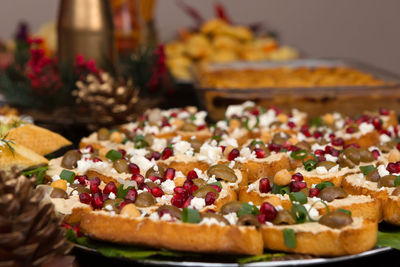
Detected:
left=382, top=196, right=400, bottom=226
left=261, top=217, right=377, bottom=256
left=244, top=153, right=290, bottom=184
left=80, top=211, right=263, bottom=255
left=0, top=142, right=48, bottom=171
left=294, top=166, right=358, bottom=187
left=343, top=131, right=380, bottom=148
left=8, top=124, right=71, bottom=155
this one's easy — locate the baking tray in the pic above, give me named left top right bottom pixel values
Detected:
left=193, top=58, right=400, bottom=121
left=74, top=244, right=391, bottom=266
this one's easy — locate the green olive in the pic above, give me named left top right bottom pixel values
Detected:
left=316, top=161, right=337, bottom=171
left=391, top=187, right=400, bottom=196
left=378, top=142, right=396, bottom=153
left=207, top=164, right=237, bottom=183
left=61, top=150, right=82, bottom=169
left=296, top=141, right=311, bottom=152
left=157, top=205, right=182, bottom=220
left=366, top=169, right=380, bottom=182
left=319, top=211, right=353, bottom=229
left=237, top=214, right=261, bottom=228
left=180, top=123, right=198, bottom=132
left=272, top=133, right=287, bottom=145
left=113, top=159, right=130, bottom=173
left=192, top=178, right=207, bottom=188
left=318, top=186, right=348, bottom=202
left=103, top=198, right=124, bottom=212
left=344, top=147, right=360, bottom=165
left=145, top=165, right=165, bottom=178
left=98, top=128, right=110, bottom=141
left=220, top=201, right=244, bottom=215
left=69, top=184, right=90, bottom=196
left=193, top=186, right=219, bottom=199
left=145, top=134, right=154, bottom=146
left=272, top=210, right=296, bottom=225
left=50, top=188, right=69, bottom=199
left=359, top=148, right=374, bottom=163
left=378, top=175, right=397, bottom=188
left=189, top=139, right=203, bottom=153
left=145, top=182, right=158, bottom=189
left=338, top=154, right=356, bottom=169
left=201, top=213, right=230, bottom=225
left=135, top=192, right=156, bottom=207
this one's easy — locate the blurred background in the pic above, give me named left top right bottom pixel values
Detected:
left=1, top=0, right=399, bottom=73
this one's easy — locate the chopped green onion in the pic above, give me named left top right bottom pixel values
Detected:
left=360, top=165, right=376, bottom=176
left=290, top=150, right=308, bottom=160
left=283, top=229, right=296, bottom=249
left=237, top=203, right=260, bottom=217
left=337, top=208, right=352, bottom=216
left=181, top=208, right=201, bottom=224
left=315, top=181, right=334, bottom=191
left=106, top=149, right=123, bottom=161
left=60, top=170, right=75, bottom=184
left=289, top=192, right=307, bottom=205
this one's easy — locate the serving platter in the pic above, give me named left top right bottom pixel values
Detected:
left=73, top=244, right=391, bottom=266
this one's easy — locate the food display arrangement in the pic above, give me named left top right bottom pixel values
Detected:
left=165, top=18, right=298, bottom=81
left=3, top=101, right=400, bottom=264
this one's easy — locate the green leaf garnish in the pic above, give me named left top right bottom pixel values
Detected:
left=360, top=165, right=376, bottom=176
left=315, top=181, right=334, bottom=191
left=377, top=230, right=400, bottom=250
left=290, top=149, right=308, bottom=160
left=117, top=185, right=134, bottom=199
left=22, top=166, right=49, bottom=185
left=303, top=156, right=317, bottom=171
left=271, top=184, right=290, bottom=195
left=243, top=117, right=260, bottom=131
left=60, top=169, right=76, bottom=184
left=289, top=192, right=307, bottom=205
left=291, top=204, right=308, bottom=223
left=337, top=208, right=352, bottom=216
left=106, top=149, right=123, bottom=161
left=395, top=176, right=400, bottom=187
left=237, top=253, right=286, bottom=264
left=237, top=203, right=260, bottom=217
left=133, top=135, right=148, bottom=149
left=310, top=116, right=323, bottom=127
left=181, top=208, right=201, bottom=224
left=283, top=228, right=296, bottom=249
left=190, top=114, right=196, bottom=121
left=0, top=131, right=15, bottom=155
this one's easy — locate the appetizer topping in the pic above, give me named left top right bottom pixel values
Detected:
left=318, top=211, right=353, bottom=229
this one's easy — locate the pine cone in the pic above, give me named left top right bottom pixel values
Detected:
left=0, top=170, right=72, bottom=267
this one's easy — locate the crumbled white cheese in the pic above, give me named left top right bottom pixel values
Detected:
left=193, top=111, right=207, bottom=126
left=189, top=197, right=206, bottom=210
left=325, top=154, right=338, bottom=162
left=149, top=212, right=159, bottom=221
left=108, top=192, right=116, bottom=199
left=225, top=101, right=255, bottom=118
left=197, top=143, right=222, bottom=164
left=380, top=134, right=391, bottom=143
left=297, top=132, right=307, bottom=142
left=303, top=204, right=319, bottom=220
left=199, top=217, right=226, bottom=226
left=275, top=205, right=283, bottom=211
left=223, top=212, right=238, bottom=225
left=239, top=147, right=256, bottom=160
left=174, top=141, right=194, bottom=156
left=143, top=125, right=160, bottom=135
left=216, top=120, right=229, bottom=131
left=52, top=175, right=61, bottom=181
left=105, top=204, right=113, bottom=211
left=76, top=159, right=107, bottom=173
left=377, top=164, right=390, bottom=177
left=161, top=179, right=175, bottom=194
left=359, top=122, right=374, bottom=135
left=315, top=166, right=328, bottom=175
left=220, top=135, right=239, bottom=147
left=160, top=213, right=172, bottom=221
left=329, top=164, right=339, bottom=173
left=228, top=161, right=235, bottom=168
left=151, top=138, right=167, bottom=152
left=247, top=183, right=257, bottom=192
left=259, top=109, right=276, bottom=127
left=130, top=154, right=154, bottom=173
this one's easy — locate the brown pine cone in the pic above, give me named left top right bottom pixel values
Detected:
left=0, top=170, right=72, bottom=267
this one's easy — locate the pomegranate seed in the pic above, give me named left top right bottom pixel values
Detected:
left=79, top=193, right=92, bottom=204
left=85, top=145, right=94, bottom=153
left=220, top=145, right=226, bottom=152
left=372, top=118, right=382, bottom=130
left=187, top=170, right=198, bottom=180
left=118, top=201, right=128, bottom=210
left=356, top=115, right=371, bottom=124
left=227, top=148, right=240, bottom=161
left=289, top=181, right=307, bottom=192
left=313, top=131, right=323, bottom=139
left=372, top=149, right=380, bottom=160
left=125, top=188, right=138, bottom=203
left=254, top=148, right=266, bottom=159
left=164, top=168, right=176, bottom=180
left=344, top=143, right=360, bottom=149
left=161, top=147, right=173, bottom=160
left=183, top=196, right=193, bottom=208
left=288, top=121, right=296, bottom=129
left=91, top=193, right=103, bottom=209
left=102, top=193, right=109, bottom=202
left=139, top=183, right=151, bottom=192
left=250, top=108, right=260, bottom=116
left=309, top=188, right=320, bottom=198
left=183, top=180, right=198, bottom=195
left=131, top=173, right=145, bottom=185
left=260, top=202, right=277, bottom=221
left=387, top=163, right=398, bottom=173
left=103, top=181, right=118, bottom=195
left=205, top=192, right=217, bottom=205
left=209, top=184, right=222, bottom=192
left=397, top=143, right=400, bottom=151
left=259, top=178, right=271, bottom=193
left=300, top=125, right=311, bottom=137
left=170, top=112, right=177, bottom=118
left=257, top=213, right=267, bottom=224
left=74, top=175, right=88, bottom=185
left=346, top=127, right=355, bottom=134
left=268, top=143, right=282, bottom=153
left=93, top=157, right=102, bottom=162
left=118, top=149, right=126, bottom=157
left=198, top=125, right=206, bottom=130
left=332, top=138, right=344, bottom=147
left=161, top=117, right=171, bottom=127
left=171, top=194, right=185, bottom=208
left=329, top=133, right=336, bottom=140
left=89, top=177, right=100, bottom=186
left=129, top=163, right=140, bottom=174
left=90, top=183, right=101, bottom=194
left=292, top=173, right=304, bottom=181
left=174, top=186, right=188, bottom=198
left=381, top=130, right=392, bottom=137
left=380, top=108, right=390, bottom=116
left=151, top=187, right=164, bottom=197
left=317, top=156, right=326, bottom=162
left=314, top=149, right=325, bottom=156
left=396, top=162, right=400, bottom=172
left=325, top=146, right=339, bottom=157
left=288, top=145, right=299, bottom=152
left=149, top=175, right=162, bottom=182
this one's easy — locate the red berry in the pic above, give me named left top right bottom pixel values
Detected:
left=250, top=108, right=260, bottom=116
left=183, top=180, right=198, bottom=195
left=91, top=193, right=103, bottom=209
left=317, top=156, right=326, bottom=162
left=309, top=188, right=320, bottom=198
left=325, top=146, right=339, bottom=157
left=151, top=187, right=164, bottom=197
left=380, top=108, right=390, bottom=116
left=174, top=186, right=188, bottom=198
left=197, top=125, right=206, bottom=130
left=313, top=131, right=323, bottom=139
left=387, top=162, right=398, bottom=173
left=147, top=151, right=161, bottom=160
left=346, top=127, right=355, bottom=134
left=129, top=163, right=140, bottom=174
left=85, top=145, right=94, bottom=153
left=183, top=196, right=193, bottom=208
left=74, top=175, right=88, bottom=185
left=227, top=148, right=240, bottom=161
left=187, top=170, right=198, bottom=180
left=164, top=168, right=176, bottom=180
left=259, top=178, right=271, bottom=193
left=332, top=138, right=344, bottom=147
left=260, top=202, right=277, bottom=221
left=161, top=117, right=171, bottom=127
left=209, top=184, right=222, bottom=192
left=257, top=213, right=267, bottom=224
left=102, top=193, right=109, bottom=202
left=372, top=117, right=382, bottom=130
left=117, top=201, right=128, bottom=210
left=290, top=181, right=307, bottom=192
left=205, top=192, right=217, bottom=205
left=254, top=148, right=266, bottom=159
left=93, top=157, right=102, bottom=162
left=268, top=143, right=282, bottom=153
left=287, top=121, right=296, bottom=129
left=329, top=133, right=336, bottom=140
left=103, top=181, right=118, bottom=195
left=118, top=149, right=126, bottom=157
left=79, top=193, right=92, bottom=204
left=131, top=173, right=145, bottom=185
left=381, top=130, right=392, bottom=137
left=89, top=177, right=100, bottom=186
left=292, top=173, right=304, bottom=181
left=125, top=188, right=138, bottom=203
left=372, top=149, right=380, bottom=160
left=90, top=183, right=101, bottom=194
left=300, top=125, right=311, bottom=137
left=171, top=194, right=185, bottom=208
left=314, top=149, right=325, bottom=156
left=161, top=147, right=173, bottom=160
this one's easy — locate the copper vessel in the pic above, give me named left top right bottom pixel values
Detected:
left=57, top=0, right=116, bottom=70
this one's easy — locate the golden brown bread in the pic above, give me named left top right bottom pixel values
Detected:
left=382, top=196, right=400, bottom=226
left=244, top=153, right=291, bottom=184
left=0, top=142, right=48, bottom=171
